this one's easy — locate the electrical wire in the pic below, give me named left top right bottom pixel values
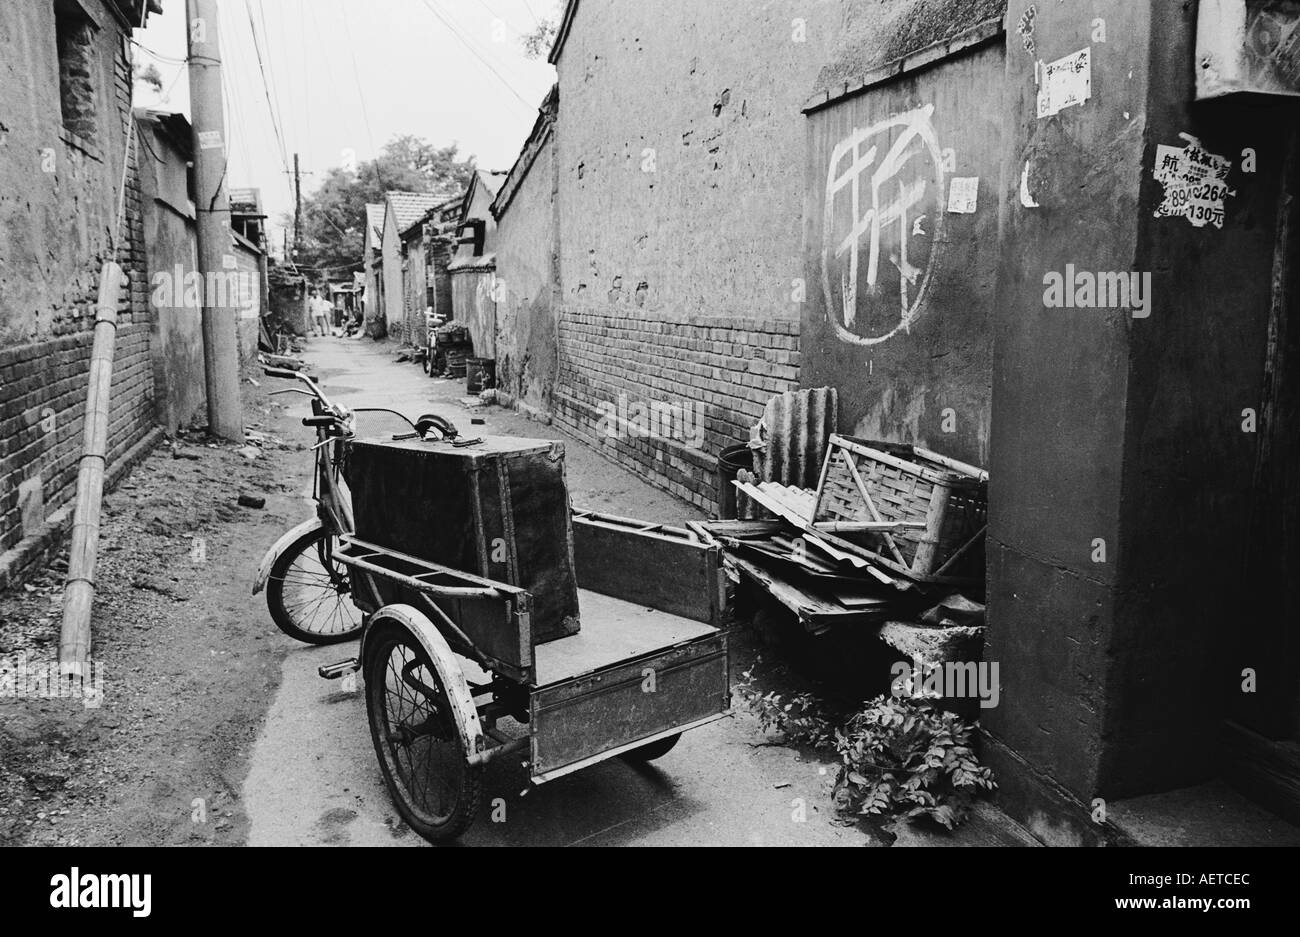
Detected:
left=242, top=0, right=290, bottom=170
left=420, top=0, right=533, bottom=111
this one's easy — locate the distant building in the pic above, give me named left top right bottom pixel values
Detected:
left=362, top=202, right=384, bottom=335
left=448, top=170, right=505, bottom=360
left=397, top=195, right=460, bottom=349
left=378, top=191, right=442, bottom=340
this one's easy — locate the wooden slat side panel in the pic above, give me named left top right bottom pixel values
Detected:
left=530, top=635, right=729, bottom=776
left=572, top=516, right=722, bottom=624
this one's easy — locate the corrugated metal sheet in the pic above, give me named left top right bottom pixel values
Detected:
left=754, top=387, right=838, bottom=490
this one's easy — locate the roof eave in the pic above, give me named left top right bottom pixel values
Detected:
left=546, top=0, right=579, bottom=65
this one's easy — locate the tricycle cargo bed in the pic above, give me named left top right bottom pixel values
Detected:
left=529, top=590, right=729, bottom=782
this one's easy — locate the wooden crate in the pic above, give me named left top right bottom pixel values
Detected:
left=346, top=435, right=580, bottom=643
left=812, top=436, right=987, bottom=583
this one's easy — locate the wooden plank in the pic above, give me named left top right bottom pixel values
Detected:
left=531, top=630, right=729, bottom=777
left=698, top=519, right=784, bottom=540
left=572, top=513, right=723, bottom=625
left=812, top=520, right=929, bottom=533
left=533, top=589, right=721, bottom=685
left=730, top=555, right=890, bottom=634
left=912, top=445, right=989, bottom=481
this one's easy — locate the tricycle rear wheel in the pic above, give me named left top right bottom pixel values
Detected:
left=364, top=622, right=481, bottom=843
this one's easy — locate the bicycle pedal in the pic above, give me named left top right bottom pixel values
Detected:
left=319, top=659, right=359, bottom=680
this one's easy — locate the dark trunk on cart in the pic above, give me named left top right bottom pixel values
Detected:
left=346, top=435, right=581, bottom=643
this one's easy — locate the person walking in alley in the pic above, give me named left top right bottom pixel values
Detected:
left=309, top=289, right=332, bottom=338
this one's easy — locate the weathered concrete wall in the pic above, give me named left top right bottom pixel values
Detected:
left=984, top=0, right=1150, bottom=826
left=984, top=0, right=1291, bottom=833
left=363, top=221, right=382, bottom=332
left=550, top=0, right=845, bottom=511
left=0, top=0, right=155, bottom=573
left=233, top=238, right=262, bottom=364
left=450, top=266, right=497, bottom=360
left=137, top=114, right=202, bottom=435
left=495, top=127, right=558, bottom=410
left=802, top=26, right=1004, bottom=467
left=380, top=211, right=403, bottom=340
left=1116, top=3, right=1294, bottom=770
left=401, top=232, right=427, bottom=347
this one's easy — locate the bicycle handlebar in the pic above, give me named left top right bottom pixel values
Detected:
left=263, top=366, right=337, bottom=413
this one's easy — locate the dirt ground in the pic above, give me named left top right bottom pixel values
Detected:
left=0, top=377, right=311, bottom=845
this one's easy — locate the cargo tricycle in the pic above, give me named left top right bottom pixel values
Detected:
left=253, top=367, right=730, bottom=843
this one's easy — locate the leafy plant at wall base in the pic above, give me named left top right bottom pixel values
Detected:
left=831, top=695, right=996, bottom=830
left=732, top=668, right=837, bottom=748
left=733, top=669, right=995, bottom=830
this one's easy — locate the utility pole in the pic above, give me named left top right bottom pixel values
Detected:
left=293, top=152, right=302, bottom=251
left=186, top=0, right=244, bottom=441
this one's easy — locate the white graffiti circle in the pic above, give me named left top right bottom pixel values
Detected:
left=821, top=104, right=946, bottom=346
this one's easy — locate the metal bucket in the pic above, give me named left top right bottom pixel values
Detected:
left=466, top=357, right=496, bottom=395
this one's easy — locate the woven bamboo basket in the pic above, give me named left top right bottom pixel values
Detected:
left=811, top=436, right=988, bottom=584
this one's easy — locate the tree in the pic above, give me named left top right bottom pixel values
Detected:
left=520, top=2, right=561, bottom=58
left=287, top=135, right=476, bottom=274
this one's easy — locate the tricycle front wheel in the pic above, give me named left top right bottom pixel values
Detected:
left=364, top=618, right=482, bottom=843
left=266, top=526, right=363, bottom=645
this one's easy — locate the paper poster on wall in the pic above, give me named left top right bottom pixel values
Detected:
left=1152, top=133, right=1236, bottom=229
left=947, top=177, right=979, bottom=213
left=1037, top=47, right=1092, bottom=118
left=198, top=130, right=223, bottom=150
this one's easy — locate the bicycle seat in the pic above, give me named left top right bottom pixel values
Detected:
left=415, top=413, right=459, bottom=441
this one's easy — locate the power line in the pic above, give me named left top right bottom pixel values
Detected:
left=336, top=0, right=388, bottom=192
left=222, top=0, right=296, bottom=250
left=420, top=0, right=533, bottom=110
left=241, top=0, right=291, bottom=173
left=254, top=0, right=290, bottom=157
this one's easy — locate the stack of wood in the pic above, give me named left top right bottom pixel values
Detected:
left=704, top=437, right=988, bottom=636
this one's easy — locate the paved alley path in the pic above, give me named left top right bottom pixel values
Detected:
left=242, top=336, right=866, bottom=847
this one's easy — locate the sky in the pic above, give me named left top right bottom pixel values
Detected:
left=133, top=0, right=561, bottom=257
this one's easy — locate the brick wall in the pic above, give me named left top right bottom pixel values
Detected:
left=544, top=0, right=841, bottom=514
left=553, top=312, right=800, bottom=511
left=0, top=1, right=157, bottom=576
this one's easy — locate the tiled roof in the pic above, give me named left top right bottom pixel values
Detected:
left=365, top=203, right=385, bottom=243
left=385, top=191, right=443, bottom=233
